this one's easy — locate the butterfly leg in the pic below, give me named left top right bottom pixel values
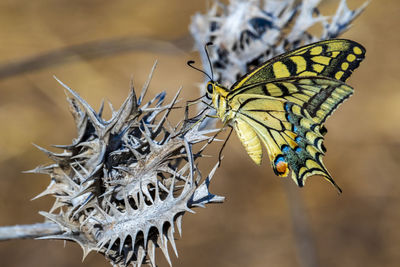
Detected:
left=205, top=114, right=219, bottom=119
left=186, top=94, right=207, bottom=106
left=184, top=96, right=207, bottom=122
left=196, top=125, right=225, bottom=157
left=199, top=123, right=233, bottom=167
left=217, top=126, right=233, bottom=167
left=183, top=99, right=216, bottom=131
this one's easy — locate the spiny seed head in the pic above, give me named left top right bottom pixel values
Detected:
left=31, top=63, right=224, bottom=267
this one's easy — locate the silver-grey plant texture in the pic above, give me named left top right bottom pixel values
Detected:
left=27, top=63, right=224, bottom=266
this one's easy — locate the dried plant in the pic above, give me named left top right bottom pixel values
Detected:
left=23, top=63, right=224, bottom=266
left=190, top=0, right=368, bottom=88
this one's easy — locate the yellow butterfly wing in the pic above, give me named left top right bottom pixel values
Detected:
left=228, top=80, right=353, bottom=192
left=213, top=39, right=365, bottom=191
left=228, top=76, right=354, bottom=124
left=227, top=39, right=364, bottom=125
left=232, top=39, right=365, bottom=88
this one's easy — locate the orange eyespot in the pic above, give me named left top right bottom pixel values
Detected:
left=276, top=161, right=289, bottom=177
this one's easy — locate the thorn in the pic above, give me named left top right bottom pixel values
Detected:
left=122, top=188, right=134, bottom=214
left=138, top=60, right=157, bottom=105
left=98, top=99, right=105, bottom=118
left=183, top=138, right=194, bottom=186
left=119, top=234, right=127, bottom=254
left=167, top=173, right=176, bottom=200
left=54, top=76, right=105, bottom=135
left=106, top=236, right=117, bottom=254
left=154, top=180, right=161, bottom=202
left=124, top=249, right=135, bottom=265
left=185, top=207, right=196, bottom=214
left=159, top=234, right=172, bottom=267
left=176, top=214, right=183, bottom=237
left=137, top=245, right=146, bottom=267
left=30, top=180, right=56, bottom=200
left=167, top=226, right=178, bottom=258
left=22, top=164, right=57, bottom=175
left=32, top=143, right=69, bottom=162
left=141, top=122, right=156, bottom=147
left=96, top=238, right=108, bottom=252
left=107, top=100, right=115, bottom=114
left=138, top=182, right=146, bottom=210
left=142, top=185, right=154, bottom=205
left=153, top=87, right=182, bottom=135
left=148, top=239, right=156, bottom=267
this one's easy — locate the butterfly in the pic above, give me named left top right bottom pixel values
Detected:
left=203, top=39, right=365, bottom=192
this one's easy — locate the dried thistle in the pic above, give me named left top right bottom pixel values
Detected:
left=190, top=0, right=368, bottom=87
left=28, top=63, right=224, bottom=266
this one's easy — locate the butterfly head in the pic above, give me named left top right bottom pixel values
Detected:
left=206, top=80, right=229, bottom=117
left=206, top=81, right=228, bottom=96
left=206, top=81, right=214, bottom=99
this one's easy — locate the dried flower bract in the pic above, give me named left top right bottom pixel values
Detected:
left=29, top=63, right=224, bottom=267
left=190, top=0, right=368, bottom=87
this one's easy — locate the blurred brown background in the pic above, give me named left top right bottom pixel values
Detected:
left=0, top=0, right=399, bottom=266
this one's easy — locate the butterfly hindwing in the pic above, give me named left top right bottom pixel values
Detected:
left=231, top=39, right=365, bottom=89
left=229, top=94, right=341, bottom=191
left=281, top=101, right=340, bottom=191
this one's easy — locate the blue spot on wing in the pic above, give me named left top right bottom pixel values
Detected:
left=284, top=102, right=291, bottom=112
left=282, top=145, right=290, bottom=153
left=275, top=155, right=285, bottom=163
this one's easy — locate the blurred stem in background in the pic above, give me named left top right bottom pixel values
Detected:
left=0, top=35, right=192, bottom=81
left=284, top=181, right=319, bottom=267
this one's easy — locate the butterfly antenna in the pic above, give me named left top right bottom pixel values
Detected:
left=205, top=42, right=214, bottom=81
left=187, top=60, right=212, bottom=80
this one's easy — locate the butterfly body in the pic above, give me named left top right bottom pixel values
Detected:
left=206, top=39, right=365, bottom=192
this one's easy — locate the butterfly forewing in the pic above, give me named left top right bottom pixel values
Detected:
left=231, top=39, right=365, bottom=89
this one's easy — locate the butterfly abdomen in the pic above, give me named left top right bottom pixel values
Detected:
left=234, top=118, right=263, bottom=165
